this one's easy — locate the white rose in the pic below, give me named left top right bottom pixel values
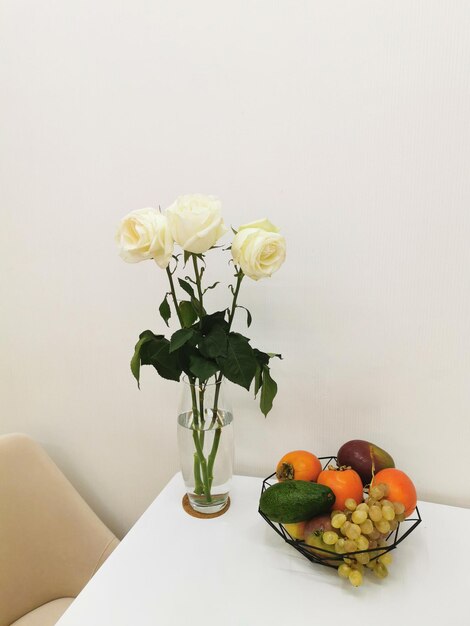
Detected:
left=166, top=194, right=228, bottom=254
left=115, top=208, right=174, bottom=269
left=231, top=218, right=286, bottom=280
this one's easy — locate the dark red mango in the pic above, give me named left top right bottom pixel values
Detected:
left=337, top=439, right=395, bottom=485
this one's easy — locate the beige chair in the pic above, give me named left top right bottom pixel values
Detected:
left=0, top=434, right=119, bottom=626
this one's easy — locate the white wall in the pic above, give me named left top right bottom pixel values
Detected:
left=1, top=0, right=469, bottom=537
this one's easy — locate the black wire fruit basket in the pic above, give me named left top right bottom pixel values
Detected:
left=259, top=456, right=422, bottom=570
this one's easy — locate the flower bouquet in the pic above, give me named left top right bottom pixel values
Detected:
left=116, top=194, right=286, bottom=514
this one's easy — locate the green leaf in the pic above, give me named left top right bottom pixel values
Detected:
left=175, top=343, right=195, bottom=377
left=189, top=352, right=219, bottom=381
left=130, top=330, right=159, bottom=387
left=217, top=332, right=257, bottom=390
left=254, top=365, right=263, bottom=398
left=253, top=349, right=270, bottom=367
left=144, top=336, right=182, bottom=381
left=180, top=300, right=198, bottom=328
left=199, top=324, right=228, bottom=359
left=191, top=297, right=206, bottom=318
left=178, top=278, right=195, bottom=299
left=200, top=311, right=228, bottom=334
left=268, top=352, right=283, bottom=359
left=159, top=294, right=171, bottom=327
left=138, top=331, right=165, bottom=364
left=203, top=281, right=220, bottom=294
left=260, top=365, right=278, bottom=417
left=188, top=329, right=202, bottom=347
left=236, top=305, right=252, bottom=327
left=183, top=250, right=192, bottom=265
left=169, top=328, right=194, bottom=353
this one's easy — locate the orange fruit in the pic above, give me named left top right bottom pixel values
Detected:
left=371, top=468, right=417, bottom=517
left=276, top=450, right=322, bottom=482
left=317, top=467, right=363, bottom=511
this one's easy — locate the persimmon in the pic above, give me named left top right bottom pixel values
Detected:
left=276, top=450, right=322, bottom=482
left=317, top=467, right=363, bottom=512
left=371, top=468, right=417, bottom=517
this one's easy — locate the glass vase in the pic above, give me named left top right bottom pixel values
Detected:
left=177, top=377, right=234, bottom=515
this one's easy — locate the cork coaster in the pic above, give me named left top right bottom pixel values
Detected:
left=182, top=493, right=231, bottom=519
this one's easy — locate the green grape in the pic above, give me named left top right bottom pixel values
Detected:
left=335, top=538, right=346, bottom=554
left=369, top=529, right=381, bottom=541
left=323, top=531, right=339, bottom=545
left=338, top=563, right=352, bottom=578
left=351, top=509, right=368, bottom=524
left=345, top=498, right=357, bottom=511
left=356, top=535, right=370, bottom=550
left=346, top=523, right=361, bottom=540
left=331, top=513, right=347, bottom=528
left=349, top=569, right=363, bottom=587
left=378, top=552, right=393, bottom=565
left=375, top=519, right=391, bottom=534
left=340, top=521, right=352, bottom=536
left=360, top=519, right=374, bottom=535
left=373, top=562, right=389, bottom=579
left=389, top=519, right=399, bottom=531
left=378, top=539, right=388, bottom=548
left=382, top=505, right=395, bottom=521
left=356, top=502, right=369, bottom=512
left=368, top=539, right=378, bottom=549
left=366, top=560, right=376, bottom=569
left=396, top=513, right=406, bottom=522
left=393, top=501, right=406, bottom=515
left=369, top=505, right=383, bottom=522
left=344, top=539, right=357, bottom=553
left=355, top=552, right=370, bottom=565
left=366, top=497, right=378, bottom=507
left=369, top=485, right=385, bottom=500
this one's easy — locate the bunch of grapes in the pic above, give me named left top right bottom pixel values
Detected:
left=320, top=483, right=406, bottom=587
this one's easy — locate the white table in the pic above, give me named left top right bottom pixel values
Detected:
left=57, top=473, right=470, bottom=626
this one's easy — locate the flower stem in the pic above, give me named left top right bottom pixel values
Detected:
left=210, top=270, right=244, bottom=427
left=189, top=379, right=211, bottom=501
left=198, top=382, right=206, bottom=461
left=227, top=271, right=244, bottom=329
left=166, top=259, right=212, bottom=503
left=207, top=270, right=244, bottom=489
left=189, top=379, right=199, bottom=426
left=165, top=266, right=184, bottom=327
left=193, top=453, right=203, bottom=495
left=192, top=429, right=212, bottom=503
left=208, top=425, right=221, bottom=490
left=192, top=255, right=204, bottom=326
left=189, top=256, right=213, bottom=501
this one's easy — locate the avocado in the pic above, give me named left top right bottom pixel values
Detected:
left=259, top=480, right=336, bottom=523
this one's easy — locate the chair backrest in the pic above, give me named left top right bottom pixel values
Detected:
left=0, top=434, right=119, bottom=626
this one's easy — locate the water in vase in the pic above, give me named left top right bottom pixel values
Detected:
left=177, top=409, right=234, bottom=514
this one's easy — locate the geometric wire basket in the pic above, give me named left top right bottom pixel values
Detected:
left=259, top=456, right=422, bottom=570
